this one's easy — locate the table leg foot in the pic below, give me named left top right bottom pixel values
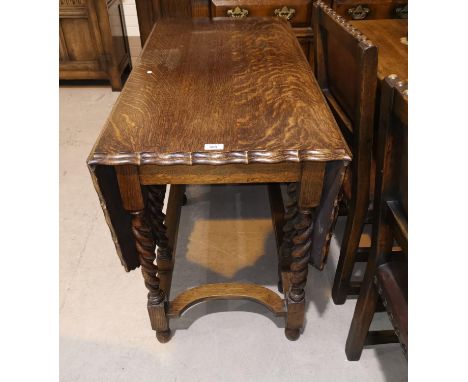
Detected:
left=148, top=296, right=170, bottom=342
left=285, top=328, right=300, bottom=341
left=156, top=329, right=172, bottom=343
left=285, top=295, right=305, bottom=341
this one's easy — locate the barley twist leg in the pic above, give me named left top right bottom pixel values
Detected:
left=146, top=185, right=170, bottom=261
left=283, top=183, right=314, bottom=340
left=131, top=210, right=170, bottom=343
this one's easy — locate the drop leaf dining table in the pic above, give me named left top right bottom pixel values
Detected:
left=87, top=17, right=351, bottom=342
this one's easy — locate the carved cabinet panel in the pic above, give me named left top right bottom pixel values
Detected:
left=59, top=0, right=132, bottom=91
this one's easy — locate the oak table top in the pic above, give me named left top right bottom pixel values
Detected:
left=88, top=18, right=350, bottom=166
left=350, top=19, right=408, bottom=82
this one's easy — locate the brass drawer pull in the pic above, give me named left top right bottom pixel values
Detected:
left=394, top=4, right=408, bottom=19
left=227, top=6, right=249, bottom=18
left=347, top=4, right=370, bottom=20
left=274, top=6, right=296, bottom=20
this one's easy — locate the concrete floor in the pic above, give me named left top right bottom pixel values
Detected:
left=60, top=86, right=407, bottom=381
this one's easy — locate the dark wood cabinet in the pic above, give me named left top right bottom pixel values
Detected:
left=59, top=0, right=132, bottom=91
left=135, top=0, right=314, bottom=68
left=330, top=0, right=408, bottom=20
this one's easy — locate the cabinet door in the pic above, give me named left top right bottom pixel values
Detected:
left=59, top=0, right=107, bottom=75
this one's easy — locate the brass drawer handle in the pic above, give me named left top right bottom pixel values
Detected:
left=274, top=6, right=296, bottom=20
left=227, top=6, right=249, bottom=18
left=347, top=4, right=370, bottom=20
left=394, top=4, right=408, bottom=19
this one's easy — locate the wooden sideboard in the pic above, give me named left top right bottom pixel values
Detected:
left=329, top=0, right=408, bottom=20
left=59, top=0, right=132, bottom=91
left=135, top=0, right=317, bottom=67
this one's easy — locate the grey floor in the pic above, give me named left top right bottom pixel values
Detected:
left=60, top=86, right=407, bottom=381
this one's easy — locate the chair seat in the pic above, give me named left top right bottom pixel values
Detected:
left=376, top=261, right=408, bottom=350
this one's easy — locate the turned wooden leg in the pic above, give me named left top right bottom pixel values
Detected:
left=131, top=210, right=171, bottom=343
left=267, top=183, right=286, bottom=293
left=144, top=184, right=177, bottom=343
left=146, top=185, right=179, bottom=301
left=115, top=166, right=170, bottom=343
left=146, top=185, right=171, bottom=262
left=278, top=183, right=297, bottom=294
left=283, top=183, right=314, bottom=341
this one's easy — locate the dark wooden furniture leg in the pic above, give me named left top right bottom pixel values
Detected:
left=332, top=166, right=370, bottom=305
left=268, top=183, right=287, bottom=293
left=116, top=165, right=170, bottom=343
left=148, top=184, right=185, bottom=297
left=109, top=78, right=123, bottom=92
left=145, top=185, right=171, bottom=297
left=345, top=264, right=379, bottom=359
left=284, top=163, right=324, bottom=340
left=146, top=185, right=168, bottom=253
left=284, top=184, right=313, bottom=340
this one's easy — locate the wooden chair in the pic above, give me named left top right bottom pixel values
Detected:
left=312, top=1, right=378, bottom=304
left=345, top=75, right=408, bottom=360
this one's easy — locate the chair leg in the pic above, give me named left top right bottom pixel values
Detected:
left=332, top=188, right=369, bottom=304
left=345, top=277, right=378, bottom=360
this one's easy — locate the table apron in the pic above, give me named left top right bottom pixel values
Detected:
left=139, top=162, right=304, bottom=185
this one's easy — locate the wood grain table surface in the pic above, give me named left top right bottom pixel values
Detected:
left=350, top=19, right=408, bottom=82
left=89, top=18, right=350, bottom=166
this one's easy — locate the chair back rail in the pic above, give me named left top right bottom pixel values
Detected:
left=313, top=0, right=377, bottom=152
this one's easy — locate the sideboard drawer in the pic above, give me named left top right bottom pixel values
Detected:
left=331, top=0, right=408, bottom=20
left=211, top=0, right=312, bottom=27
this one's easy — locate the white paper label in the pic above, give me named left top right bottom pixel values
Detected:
left=204, top=144, right=224, bottom=150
